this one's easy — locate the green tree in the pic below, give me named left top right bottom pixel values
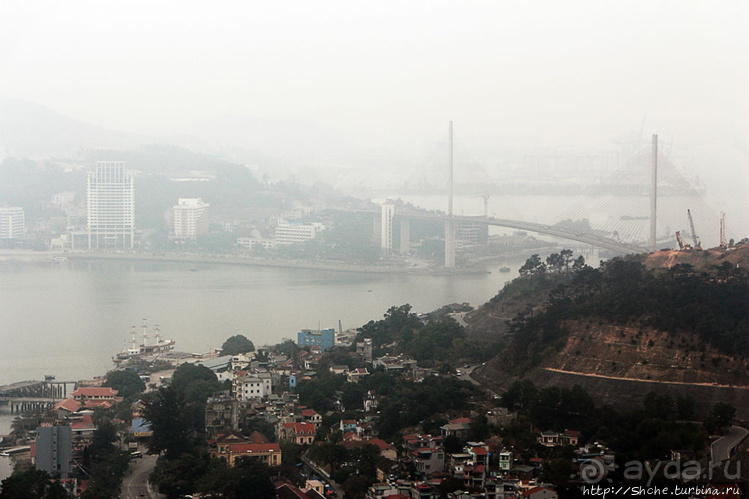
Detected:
left=0, top=469, right=69, bottom=499
left=197, top=458, right=275, bottom=499
left=103, top=370, right=145, bottom=399
left=143, top=386, right=195, bottom=459
left=220, top=334, right=255, bottom=356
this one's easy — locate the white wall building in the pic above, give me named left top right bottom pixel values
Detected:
left=87, top=161, right=135, bottom=249
left=236, top=376, right=269, bottom=401
left=173, top=198, right=210, bottom=239
left=275, top=221, right=324, bottom=245
left=0, top=207, right=25, bottom=239
left=381, top=203, right=395, bottom=254
left=237, top=237, right=275, bottom=250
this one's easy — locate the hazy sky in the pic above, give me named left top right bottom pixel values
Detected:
left=2, top=1, right=746, bottom=145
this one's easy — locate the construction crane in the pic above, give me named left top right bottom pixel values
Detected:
left=675, top=231, right=690, bottom=251
left=687, top=209, right=701, bottom=249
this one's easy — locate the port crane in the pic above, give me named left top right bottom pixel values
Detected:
left=687, top=209, right=701, bottom=250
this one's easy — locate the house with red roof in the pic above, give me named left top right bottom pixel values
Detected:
left=71, top=387, right=119, bottom=401
left=522, top=486, right=558, bottom=499
left=280, top=422, right=316, bottom=445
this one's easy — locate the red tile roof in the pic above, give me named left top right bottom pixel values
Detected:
left=71, top=387, right=118, bottom=398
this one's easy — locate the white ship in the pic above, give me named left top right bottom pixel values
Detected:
left=114, top=320, right=175, bottom=362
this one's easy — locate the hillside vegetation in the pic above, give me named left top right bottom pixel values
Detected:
left=470, top=245, right=749, bottom=405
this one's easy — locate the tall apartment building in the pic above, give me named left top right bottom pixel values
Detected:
left=381, top=203, right=395, bottom=254
left=275, top=220, right=324, bottom=245
left=0, top=207, right=25, bottom=239
left=173, top=198, right=210, bottom=239
left=35, top=425, right=72, bottom=478
left=87, top=161, right=135, bottom=249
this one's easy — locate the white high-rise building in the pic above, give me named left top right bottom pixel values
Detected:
left=381, top=203, right=395, bottom=254
left=173, top=198, right=210, bottom=239
left=0, top=207, right=25, bottom=239
left=87, top=161, right=135, bottom=249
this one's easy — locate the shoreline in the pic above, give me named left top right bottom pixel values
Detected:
left=0, top=250, right=495, bottom=275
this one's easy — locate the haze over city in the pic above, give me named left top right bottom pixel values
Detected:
left=1, top=1, right=747, bottom=223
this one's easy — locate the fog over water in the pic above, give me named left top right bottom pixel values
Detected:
left=0, top=256, right=535, bottom=387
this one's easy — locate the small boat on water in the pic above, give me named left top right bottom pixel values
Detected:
left=114, top=320, right=175, bottom=361
left=51, top=256, right=68, bottom=262
left=499, top=266, right=511, bottom=273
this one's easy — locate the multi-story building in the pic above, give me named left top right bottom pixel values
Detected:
left=235, top=376, right=269, bottom=402
left=173, top=198, right=210, bottom=239
left=275, top=220, right=324, bottom=245
left=0, top=207, right=25, bottom=239
left=35, top=425, right=72, bottom=478
left=381, top=203, right=395, bottom=254
left=87, top=161, right=134, bottom=249
left=297, top=328, right=335, bottom=351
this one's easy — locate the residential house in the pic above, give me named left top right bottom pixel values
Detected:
left=412, top=448, right=445, bottom=477
left=236, top=376, right=269, bottom=401
left=522, top=486, right=558, bottom=499
left=537, top=430, right=559, bottom=447
left=498, top=450, right=513, bottom=472
left=441, top=418, right=472, bottom=439
left=329, top=365, right=348, bottom=375
left=205, top=396, right=241, bottom=433
left=301, top=409, right=322, bottom=429
left=346, top=367, right=370, bottom=383
left=280, top=422, right=316, bottom=445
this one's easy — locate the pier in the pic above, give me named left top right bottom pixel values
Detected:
left=0, top=380, right=77, bottom=414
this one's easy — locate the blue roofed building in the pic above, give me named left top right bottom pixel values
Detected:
left=297, top=328, right=335, bottom=351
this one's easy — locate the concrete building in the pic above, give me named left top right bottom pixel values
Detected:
left=87, top=161, right=135, bottom=249
left=0, top=207, right=24, bottom=239
left=237, top=237, right=275, bottom=250
left=381, top=203, right=395, bottom=254
left=236, top=376, right=269, bottom=401
left=173, top=198, right=210, bottom=239
left=35, top=425, right=72, bottom=478
left=297, top=328, right=335, bottom=351
left=275, top=220, right=324, bottom=245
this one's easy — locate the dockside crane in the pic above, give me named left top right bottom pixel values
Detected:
left=687, top=209, right=701, bottom=249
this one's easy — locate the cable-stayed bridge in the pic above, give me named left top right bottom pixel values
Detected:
left=375, top=135, right=732, bottom=266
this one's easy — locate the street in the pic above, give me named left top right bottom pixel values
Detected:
left=120, top=445, right=162, bottom=499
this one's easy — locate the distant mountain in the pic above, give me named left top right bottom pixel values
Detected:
left=0, top=96, right=149, bottom=158
left=0, top=96, right=389, bottom=183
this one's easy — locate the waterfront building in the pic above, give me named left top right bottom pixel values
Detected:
left=86, top=161, right=135, bottom=249
left=456, top=220, right=488, bottom=246
left=173, top=198, right=210, bottom=239
left=0, top=207, right=25, bottom=239
left=35, top=425, right=72, bottom=478
left=275, top=220, right=324, bottom=245
left=381, top=203, right=395, bottom=254
left=297, top=328, right=335, bottom=351
left=237, top=237, right=275, bottom=250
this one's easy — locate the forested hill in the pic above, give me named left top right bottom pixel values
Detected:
left=470, top=244, right=749, bottom=411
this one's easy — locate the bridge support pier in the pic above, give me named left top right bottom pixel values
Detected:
left=445, top=219, right=455, bottom=268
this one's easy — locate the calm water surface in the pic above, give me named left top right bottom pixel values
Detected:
left=0, top=258, right=525, bottom=386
